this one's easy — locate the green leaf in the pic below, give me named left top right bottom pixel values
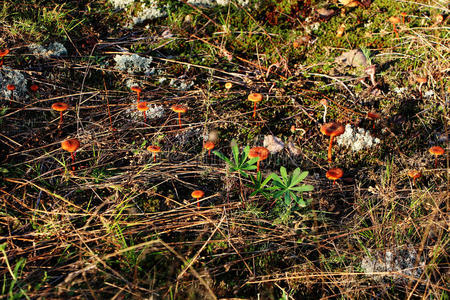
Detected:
left=290, top=170, right=309, bottom=187
left=271, top=173, right=283, bottom=184
left=213, top=150, right=232, bottom=165
left=280, top=166, right=288, bottom=183
left=290, top=185, right=314, bottom=192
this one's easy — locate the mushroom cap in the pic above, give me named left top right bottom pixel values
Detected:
left=171, top=104, right=188, bottom=113
left=320, top=122, right=345, bottom=137
left=400, top=12, right=407, bottom=17
left=416, top=76, right=427, bottom=84
left=6, top=84, right=15, bottom=91
left=225, top=82, right=233, bottom=89
left=30, top=84, right=39, bottom=92
left=61, top=138, right=80, bottom=153
left=248, top=146, right=269, bottom=161
left=52, top=102, right=69, bottom=112
left=130, top=86, right=142, bottom=93
left=367, top=112, right=381, bottom=120
left=137, top=101, right=149, bottom=112
left=204, top=141, right=215, bottom=150
left=320, top=99, right=328, bottom=106
left=407, top=170, right=422, bottom=179
left=389, top=16, right=401, bottom=24
left=147, top=145, right=161, bottom=153
left=191, top=190, right=204, bottom=199
left=326, top=168, right=343, bottom=181
left=248, top=93, right=263, bottom=103
left=429, top=146, right=444, bottom=156
left=0, top=49, right=9, bottom=57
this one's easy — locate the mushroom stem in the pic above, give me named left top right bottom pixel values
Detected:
left=143, top=111, right=147, bottom=123
left=253, top=102, right=257, bottom=118
left=59, top=111, right=63, bottom=128
left=434, top=157, right=438, bottom=168
left=393, top=24, right=398, bottom=38
left=153, top=154, right=156, bottom=163
left=178, top=112, right=181, bottom=128
left=136, top=92, right=140, bottom=104
left=322, top=105, right=327, bottom=123
left=71, top=152, right=76, bottom=170
left=208, top=149, right=211, bottom=156
left=256, top=160, right=260, bottom=172
left=327, top=136, right=335, bottom=163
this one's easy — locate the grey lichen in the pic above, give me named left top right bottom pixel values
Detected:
left=0, top=67, right=28, bottom=102
left=114, top=54, right=153, bottom=74
left=29, top=42, right=67, bottom=58
left=336, top=124, right=380, bottom=152
left=361, top=246, right=424, bottom=280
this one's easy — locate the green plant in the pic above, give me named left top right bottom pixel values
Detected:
left=213, top=139, right=258, bottom=178
left=270, top=166, right=313, bottom=208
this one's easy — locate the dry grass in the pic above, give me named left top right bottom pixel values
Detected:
left=0, top=0, right=448, bottom=299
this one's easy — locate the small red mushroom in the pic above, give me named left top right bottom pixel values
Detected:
left=137, top=101, right=149, bottom=123
left=429, top=146, right=444, bottom=168
left=171, top=104, right=188, bottom=128
left=204, top=141, right=215, bottom=156
left=320, top=122, right=345, bottom=163
left=130, top=86, right=142, bottom=104
left=248, top=93, right=263, bottom=118
left=326, top=168, right=343, bottom=185
left=61, top=138, right=80, bottom=170
left=52, top=102, right=69, bottom=129
left=191, top=190, right=205, bottom=208
left=248, top=146, right=269, bottom=172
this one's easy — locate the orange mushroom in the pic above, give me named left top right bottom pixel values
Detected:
left=320, top=122, right=345, bottom=163
left=248, top=93, right=263, bottom=118
left=61, top=138, right=80, bottom=170
left=147, top=145, right=161, bottom=162
left=6, top=84, right=15, bottom=104
left=429, top=146, right=444, bottom=168
left=400, top=12, right=407, bottom=24
left=389, top=16, right=401, bottom=38
left=0, top=49, right=9, bottom=68
left=367, top=112, right=380, bottom=129
left=408, top=170, right=421, bottom=186
left=225, top=82, right=232, bottom=91
left=416, top=76, right=427, bottom=98
left=131, top=86, right=142, bottom=104
left=137, top=101, right=149, bottom=122
left=191, top=190, right=205, bottom=208
left=171, top=104, right=188, bottom=128
left=30, top=84, right=39, bottom=92
left=326, top=168, right=343, bottom=185
left=52, top=102, right=69, bottom=129
left=248, top=146, right=269, bottom=172
left=204, top=141, right=215, bottom=156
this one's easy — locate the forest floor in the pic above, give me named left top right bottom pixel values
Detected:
left=0, top=0, right=448, bottom=299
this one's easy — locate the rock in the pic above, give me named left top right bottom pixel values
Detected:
left=263, top=135, right=284, bottom=154
left=335, top=48, right=368, bottom=68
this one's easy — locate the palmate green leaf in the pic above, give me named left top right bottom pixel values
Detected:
left=290, top=170, right=309, bottom=187
left=271, top=173, right=283, bottom=184
left=280, top=166, right=288, bottom=183
left=290, top=185, right=314, bottom=192
left=213, top=150, right=232, bottom=166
